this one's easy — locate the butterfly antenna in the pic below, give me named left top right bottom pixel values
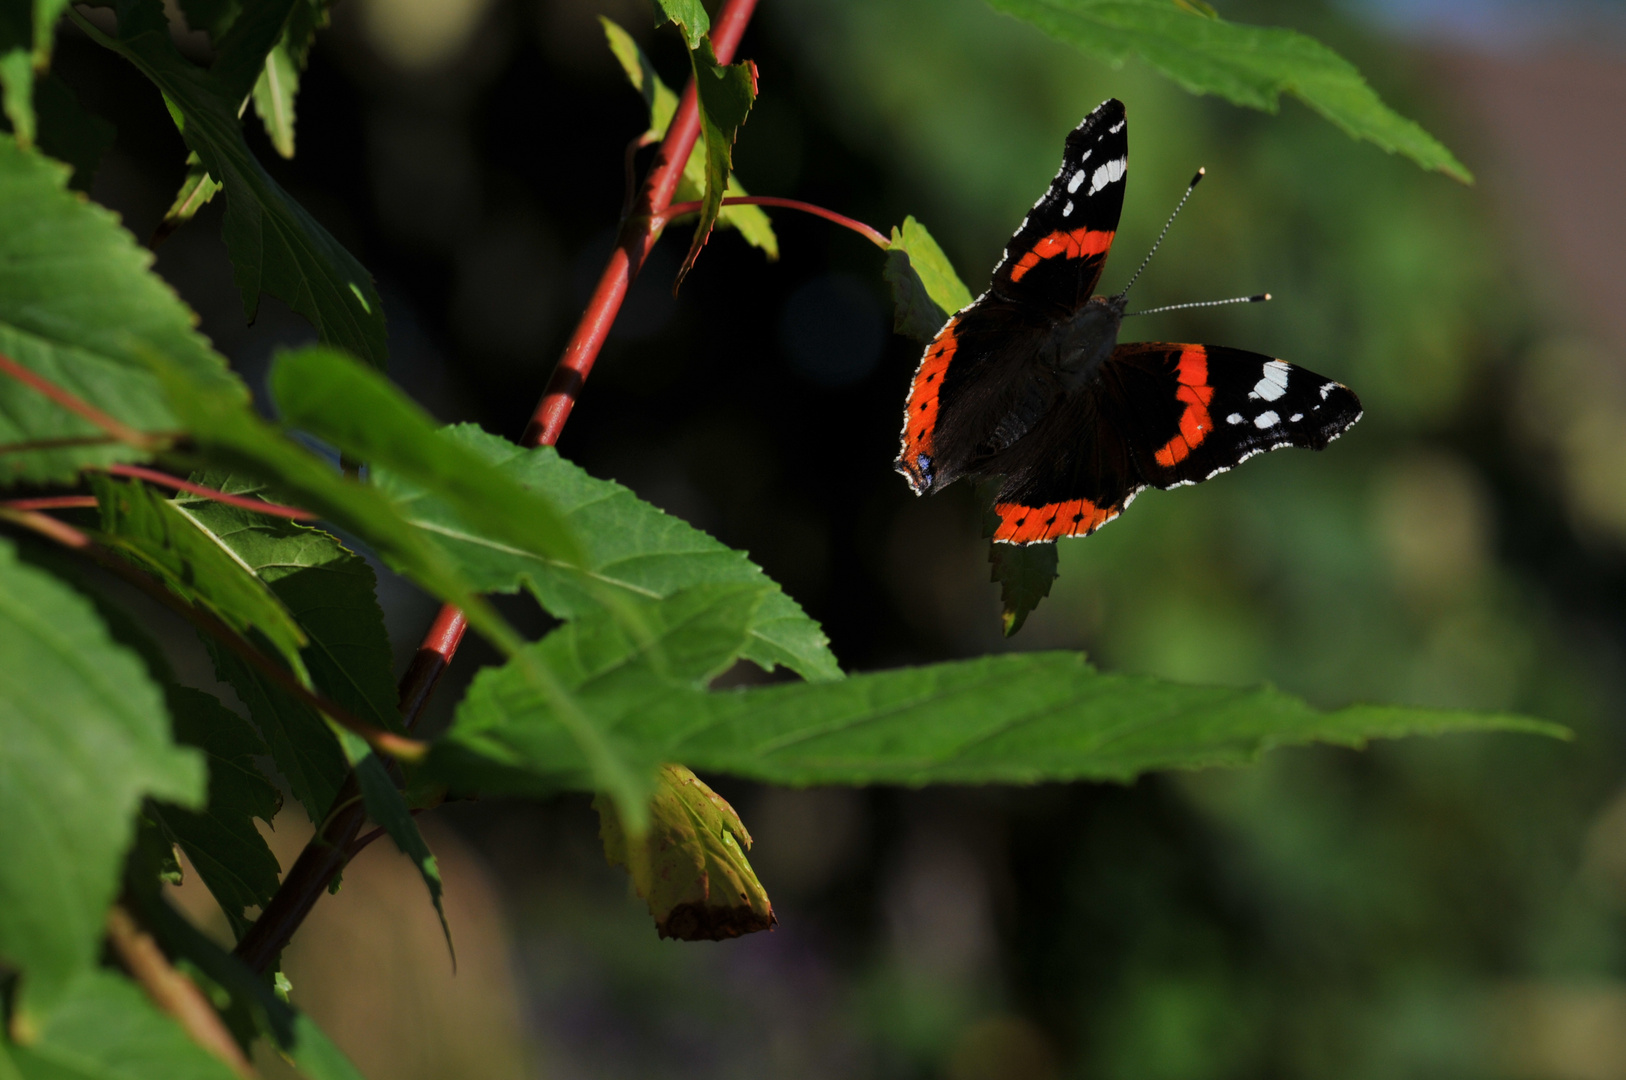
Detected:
left=1124, top=293, right=1270, bottom=318
left=1116, top=168, right=1204, bottom=301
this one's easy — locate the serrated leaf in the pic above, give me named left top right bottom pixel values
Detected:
left=985, top=0, right=1471, bottom=182
left=602, top=17, right=775, bottom=258
left=268, top=346, right=585, bottom=570
left=150, top=152, right=222, bottom=250
left=989, top=541, right=1057, bottom=636
left=33, top=73, right=115, bottom=192
left=0, top=132, right=242, bottom=485
left=594, top=764, right=775, bottom=940
left=372, top=425, right=841, bottom=682
left=883, top=215, right=974, bottom=342
left=430, top=584, right=766, bottom=805
left=130, top=890, right=366, bottom=1080
left=208, top=0, right=298, bottom=104
left=336, top=728, right=453, bottom=962
left=651, top=0, right=708, bottom=49
left=149, top=687, right=281, bottom=941
left=678, top=38, right=757, bottom=286
left=172, top=472, right=400, bottom=734
left=91, top=474, right=310, bottom=677
left=72, top=2, right=388, bottom=365
left=435, top=588, right=1567, bottom=792
left=0, top=536, right=204, bottom=1013
left=5, top=971, right=241, bottom=1080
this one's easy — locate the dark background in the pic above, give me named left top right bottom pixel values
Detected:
left=59, top=0, right=1626, bottom=1075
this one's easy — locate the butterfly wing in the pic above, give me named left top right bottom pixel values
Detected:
left=985, top=344, right=1362, bottom=544
left=897, top=98, right=1131, bottom=496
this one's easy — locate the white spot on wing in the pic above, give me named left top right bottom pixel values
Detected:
left=1067, top=170, right=1085, bottom=193
left=1088, top=157, right=1126, bottom=195
left=1254, top=411, right=1279, bottom=429
left=1062, top=200, right=1073, bottom=216
left=1250, top=360, right=1291, bottom=402
left=1290, top=413, right=1303, bottom=422
left=1319, top=381, right=1338, bottom=400
left=1225, top=413, right=1244, bottom=425
left=1109, top=120, right=1125, bottom=133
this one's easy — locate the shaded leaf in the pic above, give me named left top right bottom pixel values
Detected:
left=172, top=472, right=400, bottom=734
left=677, top=38, right=756, bottom=286
left=5, top=971, right=239, bottom=1080
left=989, top=541, right=1057, bottom=636
left=149, top=687, right=281, bottom=941
left=372, top=425, right=841, bottom=682
left=33, top=73, right=115, bottom=192
left=650, top=0, right=708, bottom=49
left=985, top=0, right=1471, bottom=182
left=601, top=17, right=776, bottom=258
left=208, top=0, right=298, bottom=104
left=151, top=153, right=222, bottom=249
left=130, top=890, right=366, bottom=1080
left=91, top=474, right=309, bottom=677
left=0, top=0, right=73, bottom=148
left=594, top=764, right=775, bottom=940
left=0, top=132, right=241, bottom=485
left=0, top=536, right=203, bottom=1014
left=72, top=2, right=388, bottom=365
left=883, top=215, right=974, bottom=342
left=268, top=347, right=585, bottom=571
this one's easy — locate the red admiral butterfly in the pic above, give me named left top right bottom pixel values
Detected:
left=895, top=99, right=1362, bottom=544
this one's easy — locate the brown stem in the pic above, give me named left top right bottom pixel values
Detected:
left=231, top=0, right=763, bottom=974
left=106, top=906, right=257, bottom=1078
left=0, top=496, right=98, bottom=511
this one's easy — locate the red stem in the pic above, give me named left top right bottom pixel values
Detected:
left=104, top=464, right=316, bottom=521
left=662, top=195, right=891, bottom=248
left=0, top=353, right=161, bottom=449
left=234, top=0, right=764, bottom=975
left=0, top=496, right=98, bottom=511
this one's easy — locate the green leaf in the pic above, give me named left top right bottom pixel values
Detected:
left=202, top=637, right=345, bottom=827
left=0, top=0, right=73, bottom=149
left=594, top=764, right=775, bottom=940
left=129, top=890, right=366, bottom=1080
left=71, top=2, right=389, bottom=366
left=0, top=132, right=241, bottom=485
left=33, top=73, right=115, bottom=192
left=678, top=38, right=757, bottom=286
left=435, top=587, right=1567, bottom=792
left=151, top=153, right=223, bottom=249
left=431, top=583, right=767, bottom=807
left=0, top=536, right=203, bottom=1013
left=337, top=728, right=453, bottom=962
left=989, top=541, right=1057, bottom=636
left=373, top=425, right=841, bottom=682
left=268, top=346, right=585, bottom=571
left=177, top=0, right=241, bottom=42
left=883, top=215, right=974, bottom=342
left=208, top=0, right=298, bottom=104
left=601, top=17, right=776, bottom=258
left=651, top=0, right=708, bottom=49
left=172, top=472, right=400, bottom=735
left=5, top=971, right=241, bottom=1080
left=149, top=688, right=281, bottom=941
left=984, top=0, right=1471, bottom=182
left=91, top=474, right=310, bottom=677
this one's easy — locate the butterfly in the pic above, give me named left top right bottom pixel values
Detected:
left=895, top=98, right=1362, bottom=544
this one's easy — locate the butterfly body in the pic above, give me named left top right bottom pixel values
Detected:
left=895, top=98, right=1362, bottom=544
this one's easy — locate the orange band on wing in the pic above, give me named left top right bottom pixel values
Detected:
left=900, top=318, right=960, bottom=467
left=1008, top=229, right=1115, bottom=283
left=1152, top=346, right=1214, bottom=467
left=993, top=497, right=1120, bottom=544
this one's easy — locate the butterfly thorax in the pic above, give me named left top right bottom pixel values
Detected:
left=1045, top=294, right=1125, bottom=392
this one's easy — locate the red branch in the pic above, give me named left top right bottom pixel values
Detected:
left=103, top=464, right=317, bottom=520
left=0, top=353, right=161, bottom=449
left=233, top=0, right=763, bottom=975
left=662, top=195, right=891, bottom=248
left=0, top=495, right=97, bottom=511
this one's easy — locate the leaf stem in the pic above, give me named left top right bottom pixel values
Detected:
left=0, top=352, right=164, bottom=450
left=103, top=464, right=317, bottom=520
left=105, top=905, right=256, bottom=1078
left=0, top=495, right=98, bottom=511
left=661, top=195, right=890, bottom=248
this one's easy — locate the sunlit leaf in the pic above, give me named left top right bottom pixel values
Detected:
left=0, top=0, right=74, bottom=149
left=0, top=132, right=240, bottom=485
left=985, top=0, right=1471, bottom=182
left=883, top=215, right=974, bottom=341
left=594, top=764, right=775, bottom=940
left=372, top=425, right=841, bottom=682
left=151, top=153, right=222, bottom=249
left=0, top=537, right=203, bottom=1013
left=650, top=0, right=708, bottom=49
left=677, top=38, right=757, bottom=286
